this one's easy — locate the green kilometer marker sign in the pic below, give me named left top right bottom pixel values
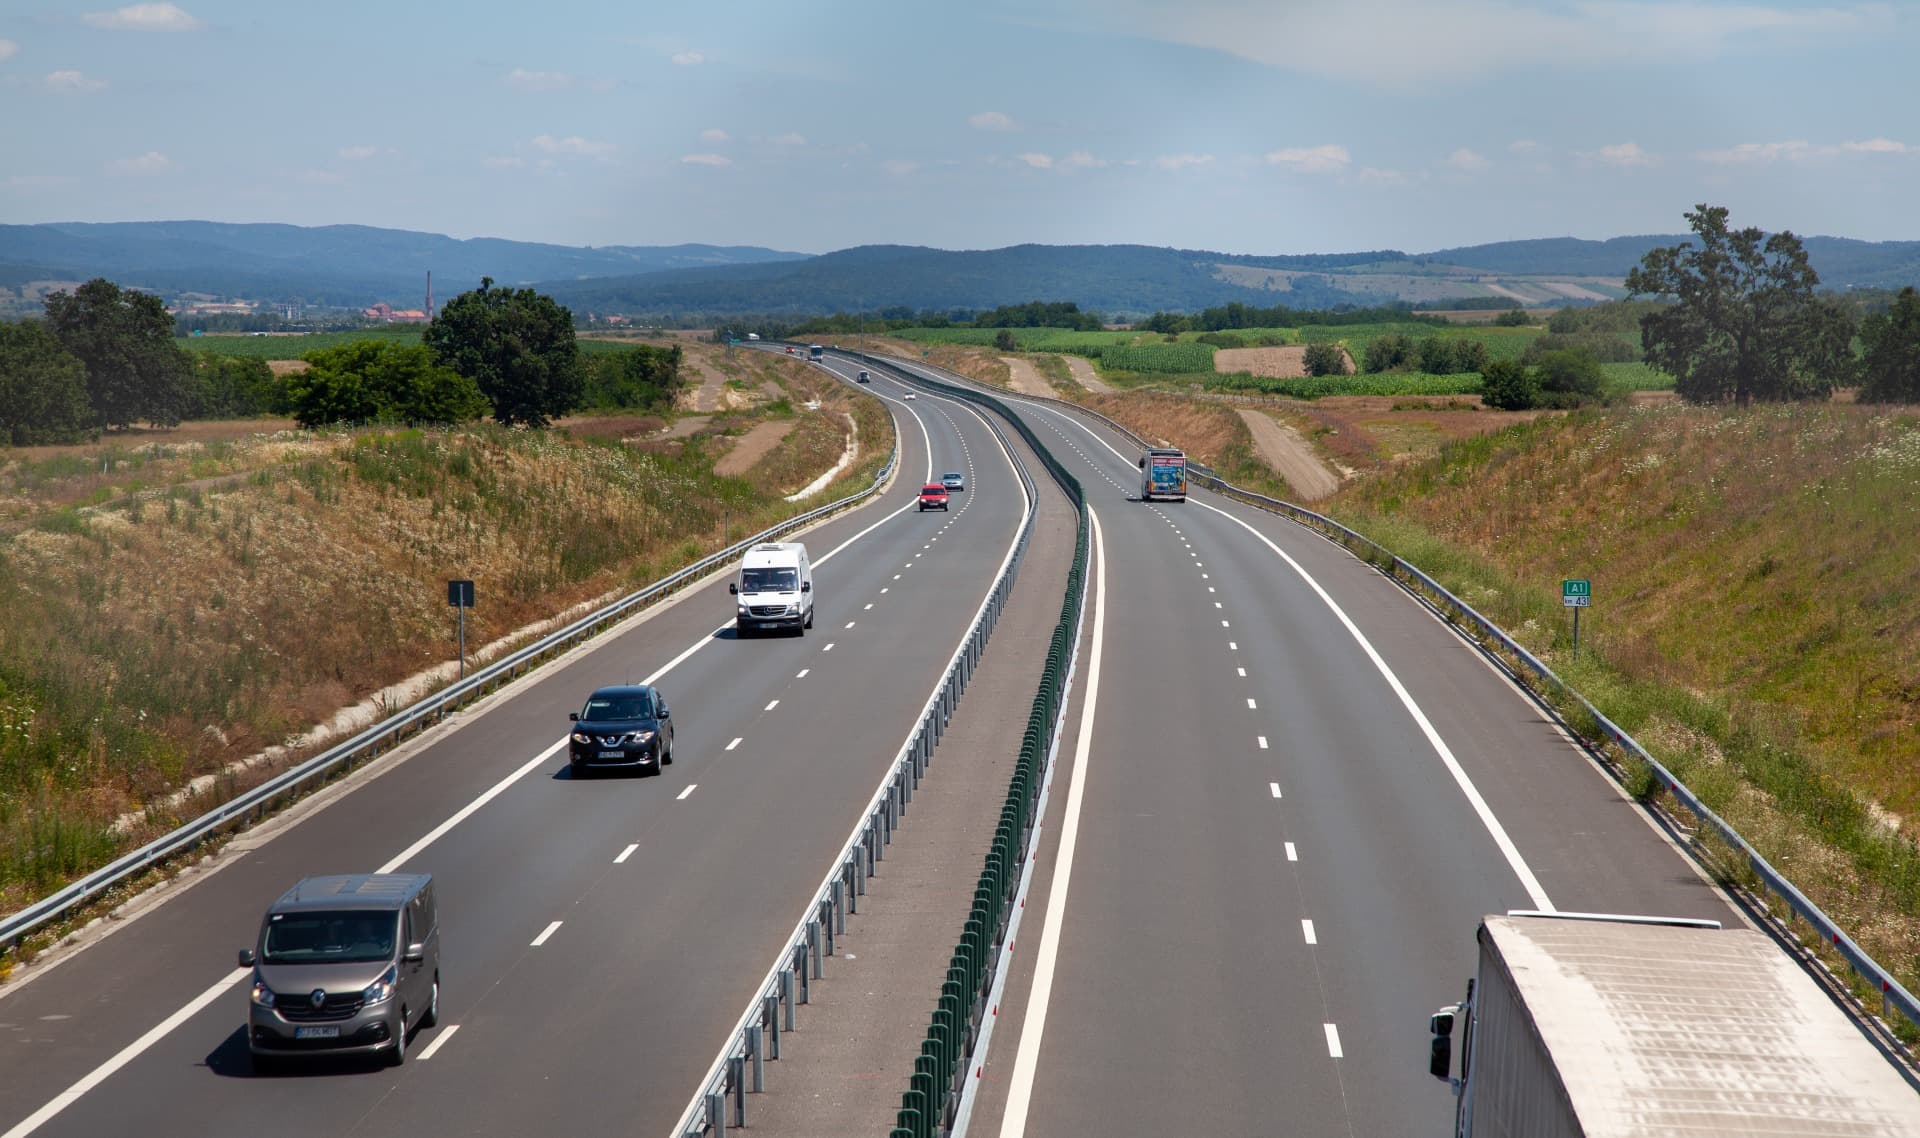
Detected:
left=1561, top=579, right=1591, bottom=607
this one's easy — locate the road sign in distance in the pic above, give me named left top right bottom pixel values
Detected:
left=448, top=579, right=475, bottom=607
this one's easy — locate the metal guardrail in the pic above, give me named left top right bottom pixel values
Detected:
left=0, top=437, right=900, bottom=955
left=669, top=353, right=1047, bottom=1137
left=887, top=352, right=1920, bottom=1047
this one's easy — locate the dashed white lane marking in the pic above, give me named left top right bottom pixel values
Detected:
left=1208, top=587, right=1216, bottom=593
left=865, top=603, right=874, bottom=610
left=1221, top=620, right=1230, bottom=628
left=677, top=784, right=697, bottom=801
left=765, top=699, right=780, bottom=711
left=823, top=642, right=835, bottom=651
left=797, top=668, right=810, bottom=678
left=881, top=588, right=889, bottom=594
left=416, top=1024, right=460, bottom=1061
left=726, top=738, right=742, bottom=751
left=1270, top=782, right=1283, bottom=798
left=1285, top=842, right=1299, bottom=862
left=1237, top=667, right=1247, bottom=677
left=615, top=843, right=638, bottom=864
left=893, top=574, right=902, bottom=580
left=1325, top=1024, right=1344, bottom=1058
left=1258, top=736, right=1269, bottom=749
left=531, top=921, right=563, bottom=947
left=1229, top=641, right=1238, bottom=650
left=1247, top=699, right=1257, bottom=709
left=1202, top=574, right=1209, bottom=580
left=1214, top=602, right=1223, bottom=609
left=845, top=620, right=857, bottom=628
left=1302, top=920, right=1318, bottom=945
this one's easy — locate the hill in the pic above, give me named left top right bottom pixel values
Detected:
left=0, top=221, right=806, bottom=307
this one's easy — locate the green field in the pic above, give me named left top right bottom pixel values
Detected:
left=1206, top=360, right=1671, bottom=399
left=184, top=329, right=633, bottom=360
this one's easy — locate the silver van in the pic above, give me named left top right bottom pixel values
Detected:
left=238, top=874, right=439, bottom=1068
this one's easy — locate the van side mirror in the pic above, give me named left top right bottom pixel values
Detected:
left=1429, top=1007, right=1457, bottom=1081
left=801, top=581, right=811, bottom=592
left=237, top=948, right=256, bottom=968
left=729, top=583, right=738, bottom=595
left=404, top=943, right=426, bottom=964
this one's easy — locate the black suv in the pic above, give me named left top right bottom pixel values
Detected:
left=569, top=685, right=675, bottom=776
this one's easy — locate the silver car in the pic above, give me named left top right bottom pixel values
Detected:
left=239, top=874, right=440, bottom=1069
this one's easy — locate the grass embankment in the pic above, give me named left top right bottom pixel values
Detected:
left=1328, top=403, right=1920, bottom=1011
left=0, top=376, right=891, bottom=918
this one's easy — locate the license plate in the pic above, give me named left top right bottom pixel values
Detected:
left=598, top=751, right=625, bottom=759
left=294, top=1025, right=339, bottom=1039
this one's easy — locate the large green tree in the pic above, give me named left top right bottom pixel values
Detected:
left=1625, top=204, right=1855, bottom=405
left=286, top=341, right=488, bottom=428
left=0, top=321, right=95, bottom=445
left=424, top=278, right=583, bottom=427
left=1858, top=286, right=1920, bottom=403
left=42, top=278, right=195, bottom=428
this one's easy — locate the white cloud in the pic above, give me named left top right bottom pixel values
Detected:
left=483, top=156, right=526, bottom=169
left=338, top=145, right=379, bottom=161
left=0, top=39, right=17, bottom=61
left=1595, top=142, right=1654, bottom=168
left=1840, top=137, right=1912, bottom=155
left=1265, top=144, right=1350, bottom=173
left=671, top=51, right=705, bottom=65
left=506, top=68, right=574, bottom=91
left=1017, top=152, right=1054, bottom=169
left=1060, top=150, right=1106, bottom=170
left=106, top=151, right=173, bottom=176
left=82, top=3, right=200, bottom=31
left=299, top=169, right=346, bottom=185
left=1154, top=153, right=1214, bottom=170
left=45, top=70, right=107, bottom=93
left=1509, top=139, right=1543, bottom=154
left=881, top=159, right=921, bottom=176
left=701, top=128, right=730, bottom=143
left=1696, top=140, right=1807, bottom=165
left=1105, top=1, right=1887, bottom=88
left=968, top=111, right=1017, bottom=131
left=770, top=132, right=806, bottom=146
left=1446, top=148, right=1488, bottom=172
left=681, top=153, right=731, bottom=167
left=531, top=134, right=614, bottom=157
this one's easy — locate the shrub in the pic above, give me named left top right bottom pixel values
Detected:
left=1303, top=342, right=1346, bottom=377
left=1416, top=337, right=1459, bottom=375
left=1363, top=334, right=1415, bottom=373
left=1493, top=309, right=1533, bottom=326
left=1535, top=348, right=1607, bottom=400
left=993, top=329, right=1017, bottom=351
left=1480, top=359, right=1540, bottom=410
left=1197, top=332, right=1247, bottom=349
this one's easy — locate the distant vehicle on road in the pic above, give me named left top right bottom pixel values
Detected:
left=569, top=685, right=675, bottom=775
left=918, top=483, right=949, bottom=511
left=785, top=346, right=795, bottom=355
left=1138, top=447, right=1187, bottom=502
left=808, top=344, right=824, bottom=361
left=904, top=392, right=917, bottom=400
left=857, top=370, right=870, bottom=383
left=239, top=873, right=439, bottom=1069
left=746, top=333, right=760, bottom=341
left=941, top=471, right=965, bottom=492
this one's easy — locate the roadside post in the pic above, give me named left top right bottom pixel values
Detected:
left=1561, top=578, right=1590, bottom=654
left=448, top=578, right=475, bottom=678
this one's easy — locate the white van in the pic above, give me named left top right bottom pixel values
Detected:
left=730, top=542, right=814, bottom=637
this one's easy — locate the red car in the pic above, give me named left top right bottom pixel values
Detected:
left=918, top=483, right=949, bottom=511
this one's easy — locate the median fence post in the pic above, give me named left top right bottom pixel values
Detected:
left=764, top=993, right=781, bottom=1059
left=729, top=1056, right=745, bottom=1126
left=748, top=1025, right=763, bottom=1092
left=782, top=966, right=797, bottom=1026
left=707, top=1092, right=725, bottom=1137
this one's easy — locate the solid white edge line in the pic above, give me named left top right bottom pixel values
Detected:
left=414, top=1023, right=459, bottom=1061
left=530, top=920, right=563, bottom=947
left=676, top=784, right=697, bottom=801
left=997, top=507, right=1108, bottom=1138
left=1324, top=1023, right=1343, bottom=1058
left=615, top=843, right=639, bottom=864
left=1188, top=497, right=1554, bottom=912
left=4, top=374, right=951, bottom=1136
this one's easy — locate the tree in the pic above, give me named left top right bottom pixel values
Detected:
left=186, top=354, right=281, bottom=419
left=1533, top=349, right=1606, bottom=404
left=1479, top=359, right=1539, bottom=410
left=1493, top=309, right=1532, bottom=326
left=1302, top=342, right=1345, bottom=377
left=1452, top=340, right=1490, bottom=374
left=0, top=321, right=95, bottom=445
left=583, top=344, right=685, bottom=410
left=42, top=278, right=195, bottom=428
left=424, top=278, right=583, bottom=427
left=1416, top=337, right=1458, bottom=374
left=1859, top=286, right=1920, bottom=403
left=1625, top=204, right=1855, bottom=405
left=993, top=329, right=1018, bottom=351
left=287, top=341, right=487, bottom=428
left=1363, top=334, right=1413, bottom=373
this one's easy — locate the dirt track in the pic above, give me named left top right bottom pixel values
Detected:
left=1063, top=355, right=1112, bottom=393
left=1000, top=356, right=1054, bottom=397
left=1232, top=408, right=1341, bottom=500
left=713, top=420, right=797, bottom=476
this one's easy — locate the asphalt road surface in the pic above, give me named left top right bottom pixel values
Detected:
left=0, top=358, right=1038, bottom=1138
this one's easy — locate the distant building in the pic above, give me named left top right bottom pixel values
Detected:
left=362, top=303, right=430, bottom=323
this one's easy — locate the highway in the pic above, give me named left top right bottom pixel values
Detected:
left=0, top=359, right=1037, bottom=1138
left=867, top=358, right=1745, bottom=1138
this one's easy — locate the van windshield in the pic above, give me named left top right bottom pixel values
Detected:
left=741, top=567, right=798, bottom=593
left=262, top=911, right=398, bottom=964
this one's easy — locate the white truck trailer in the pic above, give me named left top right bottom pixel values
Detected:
left=1429, top=912, right=1920, bottom=1137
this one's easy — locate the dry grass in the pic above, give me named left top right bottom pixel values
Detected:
left=1083, top=392, right=1295, bottom=500
left=0, top=374, right=895, bottom=913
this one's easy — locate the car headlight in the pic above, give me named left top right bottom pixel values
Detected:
left=363, top=965, right=398, bottom=1007
left=250, top=976, right=276, bottom=1008
left=571, top=730, right=592, bottom=744
left=624, top=730, right=656, bottom=746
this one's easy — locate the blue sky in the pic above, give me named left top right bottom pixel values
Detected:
left=3, top=1, right=1916, bottom=254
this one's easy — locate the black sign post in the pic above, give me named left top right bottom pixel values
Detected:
left=448, top=579, right=475, bottom=679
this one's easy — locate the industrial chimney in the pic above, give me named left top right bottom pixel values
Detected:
left=426, top=271, right=434, bottom=320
